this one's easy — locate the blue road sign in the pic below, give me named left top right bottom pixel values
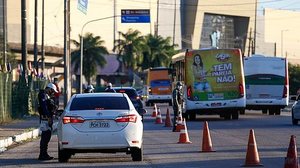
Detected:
left=78, top=0, right=88, bottom=14
left=121, top=9, right=150, bottom=23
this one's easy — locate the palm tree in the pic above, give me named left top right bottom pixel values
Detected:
left=113, top=29, right=144, bottom=71
left=141, top=34, right=178, bottom=70
left=71, top=32, right=108, bottom=85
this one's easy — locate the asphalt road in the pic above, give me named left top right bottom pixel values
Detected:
left=0, top=105, right=299, bottom=168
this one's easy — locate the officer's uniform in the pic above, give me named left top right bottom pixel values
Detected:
left=38, top=84, right=58, bottom=160
left=172, top=82, right=183, bottom=132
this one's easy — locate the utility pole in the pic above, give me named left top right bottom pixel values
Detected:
left=3, top=0, right=7, bottom=64
left=41, top=0, right=45, bottom=72
left=33, top=0, right=38, bottom=71
left=247, top=28, right=252, bottom=57
left=253, top=0, right=257, bottom=54
left=21, top=0, right=27, bottom=76
left=64, top=0, right=71, bottom=107
left=155, top=0, right=159, bottom=36
left=274, top=42, right=276, bottom=57
left=172, top=0, right=176, bottom=46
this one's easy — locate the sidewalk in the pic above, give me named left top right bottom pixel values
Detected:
left=0, top=115, right=41, bottom=152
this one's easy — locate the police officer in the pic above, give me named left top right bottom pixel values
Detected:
left=38, top=83, right=58, bottom=160
left=104, top=83, right=116, bottom=92
left=84, top=84, right=95, bottom=93
left=172, top=81, right=183, bottom=132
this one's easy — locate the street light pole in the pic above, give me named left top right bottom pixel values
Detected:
left=281, top=29, right=288, bottom=56
left=80, top=15, right=121, bottom=93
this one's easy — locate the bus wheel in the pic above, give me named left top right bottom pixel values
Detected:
left=239, top=109, right=245, bottom=115
left=275, top=108, right=281, bottom=115
left=232, top=111, right=239, bottom=120
left=224, top=114, right=231, bottom=120
left=262, top=109, right=268, bottom=114
left=189, top=113, right=196, bottom=121
left=145, top=102, right=150, bottom=106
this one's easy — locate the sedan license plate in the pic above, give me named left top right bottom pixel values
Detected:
left=90, top=121, right=110, bottom=128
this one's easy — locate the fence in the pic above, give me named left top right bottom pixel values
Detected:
left=0, top=72, right=12, bottom=123
left=0, top=71, right=49, bottom=123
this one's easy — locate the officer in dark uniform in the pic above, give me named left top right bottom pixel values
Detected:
left=172, top=81, right=183, bottom=132
left=104, top=83, right=116, bottom=93
left=38, top=83, right=58, bottom=160
left=84, top=84, right=95, bottom=93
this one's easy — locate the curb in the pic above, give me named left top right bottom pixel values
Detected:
left=0, top=122, right=58, bottom=153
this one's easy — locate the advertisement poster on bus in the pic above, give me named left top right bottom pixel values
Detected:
left=185, top=49, right=244, bottom=101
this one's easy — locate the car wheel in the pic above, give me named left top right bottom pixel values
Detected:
left=58, top=144, right=71, bottom=163
left=292, top=113, right=298, bottom=125
left=131, top=147, right=143, bottom=161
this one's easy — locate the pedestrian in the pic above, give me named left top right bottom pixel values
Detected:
left=84, top=84, right=95, bottom=93
left=172, top=81, right=183, bottom=132
left=37, top=82, right=58, bottom=160
left=104, top=83, right=116, bottom=92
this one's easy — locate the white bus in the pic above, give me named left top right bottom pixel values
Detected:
left=244, top=55, right=289, bottom=115
left=170, top=48, right=246, bottom=120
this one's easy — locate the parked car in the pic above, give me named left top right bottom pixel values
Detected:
left=113, top=87, right=145, bottom=118
left=291, top=95, right=300, bottom=125
left=57, top=93, right=144, bottom=162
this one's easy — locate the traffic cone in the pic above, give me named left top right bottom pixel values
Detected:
left=164, top=108, right=173, bottom=127
left=243, top=129, right=263, bottom=167
left=151, top=104, right=157, bottom=117
left=155, top=109, right=163, bottom=124
left=284, top=135, right=299, bottom=168
left=175, top=115, right=185, bottom=132
left=178, top=119, right=192, bottom=144
left=201, top=121, right=215, bottom=152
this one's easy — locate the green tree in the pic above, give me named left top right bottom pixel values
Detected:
left=71, top=32, right=108, bottom=85
left=141, top=34, right=178, bottom=70
left=289, top=63, right=300, bottom=95
left=113, top=29, right=144, bottom=71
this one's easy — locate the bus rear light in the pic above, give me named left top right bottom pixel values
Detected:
left=187, top=86, right=192, bottom=99
left=239, top=83, right=244, bottom=98
left=63, top=116, right=85, bottom=124
left=115, top=114, right=137, bottom=123
left=282, top=85, right=288, bottom=98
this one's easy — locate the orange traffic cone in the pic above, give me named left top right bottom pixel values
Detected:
left=151, top=104, right=157, bottom=117
left=164, top=108, right=173, bottom=127
left=284, top=135, right=299, bottom=168
left=155, top=109, right=163, bottom=124
left=243, top=129, right=263, bottom=167
left=175, top=115, right=185, bottom=132
left=201, top=121, right=215, bottom=152
left=178, top=119, right=192, bottom=144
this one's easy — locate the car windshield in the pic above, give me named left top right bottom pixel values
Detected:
left=115, top=89, right=137, bottom=99
left=70, top=97, right=129, bottom=111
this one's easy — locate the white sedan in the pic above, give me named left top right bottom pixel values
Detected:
left=57, top=93, right=144, bottom=162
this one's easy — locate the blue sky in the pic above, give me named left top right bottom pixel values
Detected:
left=260, top=0, right=300, bottom=11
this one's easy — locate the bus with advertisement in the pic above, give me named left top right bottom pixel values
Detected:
left=143, top=67, right=173, bottom=106
left=170, top=48, right=246, bottom=120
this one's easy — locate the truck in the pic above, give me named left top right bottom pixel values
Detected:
left=143, top=67, right=172, bottom=106
left=170, top=48, right=246, bottom=120
left=243, top=55, right=289, bottom=115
